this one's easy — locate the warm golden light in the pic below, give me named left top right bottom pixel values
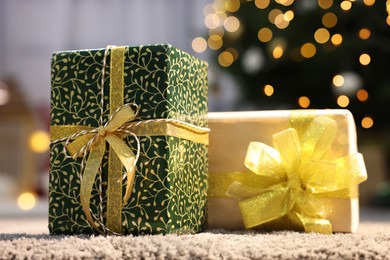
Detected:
left=269, top=9, right=283, bottom=24
left=216, top=11, right=227, bottom=25
left=333, top=74, right=344, bottom=87
left=318, top=0, right=333, bottom=9
left=314, top=28, right=330, bottom=44
left=204, top=13, right=220, bottom=29
left=272, top=46, right=284, bottom=59
left=209, top=27, right=225, bottom=37
left=359, top=28, right=371, bottom=40
left=298, top=96, right=310, bottom=108
left=208, top=34, right=223, bottom=50
left=277, top=0, right=294, bottom=6
left=225, top=48, right=238, bottom=61
left=337, top=95, right=350, bottom=107
left=357, top=89, right=369, bottom=101
left=363, top=0, right=375, bottom=6
left=218, top=51, right=234, bottom=67
left=18, top=192, right=36, bottom=211
left=387, top=16, right=390, bottom=26
left=361, top=116, right=374, bottom=128
left=224, top=16, right=240, bottom=32
left=274, top=14, right=290, bottom=29
left=300, top=43, right=316, bottom=58
left=322, top=12, right=337, bottom=28
left=264, top=84, right=274, bottom=96
left=331, top=34, right=343, bottom=45
left=225, top=0, right=240, bottom=12
left=258, top=27, right=273, bottom=42
left=30, top=130, right=50, bottom=153
left=359, top=53, right=371, bottom=65
left=255, top=0, right=270, bottom=9
left=284, top=10, right=294, bottom=21
left=192, top=37, right=207, bottom=53
left=340, top=1, right=352, bottom=11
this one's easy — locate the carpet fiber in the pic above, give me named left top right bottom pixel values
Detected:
left=1, top=207, right=390, bottom=259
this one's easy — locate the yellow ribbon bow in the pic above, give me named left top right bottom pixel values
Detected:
left=64, top=104, right=140, bottom=233
left=227, top=116, right=367, bottom=234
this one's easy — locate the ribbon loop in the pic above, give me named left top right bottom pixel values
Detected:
left=244, top=142, right=285, bottom=181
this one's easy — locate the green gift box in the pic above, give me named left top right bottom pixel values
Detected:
left=49, top=44, right=209, bottom=235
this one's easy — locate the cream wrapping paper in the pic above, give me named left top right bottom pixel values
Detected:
left=208, top=110, right=362, bottom=232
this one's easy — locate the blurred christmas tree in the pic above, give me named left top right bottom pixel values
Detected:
left=195, top=0, right=390, bottom=131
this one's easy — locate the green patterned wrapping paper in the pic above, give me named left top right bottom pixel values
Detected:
left=49, top=44, right=208, bottom=235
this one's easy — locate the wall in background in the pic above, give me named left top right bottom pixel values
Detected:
left=0, top=0, right=209, bottom=108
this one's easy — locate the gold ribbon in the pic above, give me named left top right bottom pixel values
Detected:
left=50, top=46, right=209, bottom=235
left=223, top=115, right=367, bottom=234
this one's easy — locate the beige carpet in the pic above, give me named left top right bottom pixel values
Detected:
left=1, top=207, right=390, bottom=260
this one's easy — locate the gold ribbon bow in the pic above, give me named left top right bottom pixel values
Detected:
left=64, top=104, right=139, bottom=234
left=227, top=116, right=367, bottom=234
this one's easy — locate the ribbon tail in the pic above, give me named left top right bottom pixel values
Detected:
left=123, top=167, right=136, bottom=205
left=80, top=138, right=105, bottom=233
left=239, top=186, right=289, bottom=229
left=105, top=134, right=136, bottom=205
left=289, top=211, right=332, bottom=234
left=66, top=133, right=96, bottom=156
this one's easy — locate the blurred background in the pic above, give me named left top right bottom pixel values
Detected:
left=0, top=0, right=389, bottom=218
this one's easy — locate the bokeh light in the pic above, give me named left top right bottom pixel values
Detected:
left=300, top=43, right=316, bottom=58
left=357, top=89, right=369, bottom=101
left=208, top=34, right=223, bottom=50
left=340, top=1, right=352, bottom=11
left=225, top=0, right=240, bottom=13
left=337, top=95, right=350, bottom=107
left=322, top=12, right=338, bottom=28
left=272, top=45, right=284, bottom=59
left=29, top=130, right=50, bottom=153
left=218, top=51, right=234, bottom=67
left=275, top=14, right=290, bottom=29
left=224, top=16, right=240, bottom=32
left=298, top=96, right=310, bottom=108
left=363, top=0, right=375, bottom=6
left=331, top=34, right=343, bottom=45
left=204, top=13, right=220, bottom=29
left=318, top=0, right=334, bottom=9
left=284, top=10, right=294, bottom=21
left=314, top=28, right=330, bottom=44
left=269, top=9, right=283, bottom=24
left=359, top=28, right=371, bottom=40
left=226, top=47, right=239, bottom=61
left=192, top=37, right=207, bottom=53
left=333, top=74, right=345, bottom=87
left=255, top=0, right=270, bottom=9
left=264, top=84, right=274, bottom=96
left=258, top=27, right=273, bottom=42
left=359, top=53, right=371, bottom=65
left=361, top=116, right=374, bottom=128
left=18, top=192, right=36, bottom=211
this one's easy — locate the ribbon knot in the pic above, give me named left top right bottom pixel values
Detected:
left=227, top=116, right=367, bottom=234
left=287, top=175, right=301, bottom=190
left=98, top=126, right=108, bottom=137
